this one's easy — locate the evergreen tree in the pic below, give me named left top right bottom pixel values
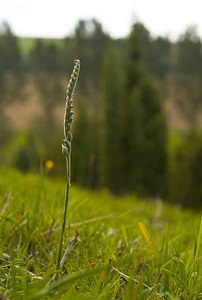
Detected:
left=123, top=86, right=145, bottom=192
left=171, top=129, right=202, bottom=208
left=101, top=47, right=123, bottom=193
left=73, top=19, right=109, bottom=95
left=147, top=37, right=173, bottom=78
left=0, top=22, right=23, bottom=145
left=141, top=78, right=168, bottom=196
left=177, top=26, right=202, bottom=74
left=173, top=27, right=202, bottom=125
left=123, top=23, right=168, bottom=197
left=0, top=22, right=21, bottom=72
left=30, top=39, right=64, bottom=130
left=122, top=23, right=148, bottom=193
left=72, top=96, right=91, bottom=187
left=72, top=94, right=101, bottom=189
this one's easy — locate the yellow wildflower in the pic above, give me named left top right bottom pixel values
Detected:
left=45, top=160, right=55, bottom=170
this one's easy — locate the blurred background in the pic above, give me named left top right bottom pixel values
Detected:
left=1, top=0, right=202, bottom=208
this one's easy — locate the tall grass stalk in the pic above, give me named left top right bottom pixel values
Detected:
left=57, top=59, right=80, bottom=270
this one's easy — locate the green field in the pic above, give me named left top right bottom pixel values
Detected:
left=17, top=37, right=64, bottom=55
left=0, top=167, right=201, bottom=299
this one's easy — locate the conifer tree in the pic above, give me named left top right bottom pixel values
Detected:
left=72, top=96, right=90, bottom=186
left=101, top=47, right=123, bottom=193
left=72, top=95, right=100, bottom=189
left=123, top=23, right=168, bottom=196
left=140, top=78, right=168, bottom=196
left=0, top=22, right=22, bottom=145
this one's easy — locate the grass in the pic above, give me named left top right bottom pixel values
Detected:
left=0, top=167, right=201, bottom=299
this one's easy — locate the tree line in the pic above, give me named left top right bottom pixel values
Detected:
left=1, top=19, right=202, bottom=207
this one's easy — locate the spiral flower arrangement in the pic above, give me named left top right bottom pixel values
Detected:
left=57, top=59, right=80, bottom=270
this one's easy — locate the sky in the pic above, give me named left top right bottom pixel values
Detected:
left=0, top=0, right=202, bottom=40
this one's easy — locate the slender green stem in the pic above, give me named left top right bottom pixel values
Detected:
left=57, top=156, right=70, bottom=270
left=56, top=59, right=80, bottom=271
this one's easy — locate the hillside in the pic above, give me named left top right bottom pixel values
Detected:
left=0, top=167, right=201, bottom=299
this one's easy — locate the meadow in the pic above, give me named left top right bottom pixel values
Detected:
left=17, top=37, right=64, bottom=56
left=0, top=166, right=201, bottom=299
left=1, top=29, right=202, bottom=300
